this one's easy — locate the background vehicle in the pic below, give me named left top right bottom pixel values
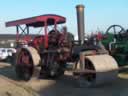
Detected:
left=101, top=25, right=128, bottom=66
left=0, top=48, right=16, bottom=62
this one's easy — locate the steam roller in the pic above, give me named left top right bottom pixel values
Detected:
left=5, top=4, right=119, bottom=87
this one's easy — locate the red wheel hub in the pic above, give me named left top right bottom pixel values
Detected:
left=17, top=50, right=32, bottom=65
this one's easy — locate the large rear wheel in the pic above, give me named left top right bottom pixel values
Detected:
left=15, top=48, right=34, bottom=81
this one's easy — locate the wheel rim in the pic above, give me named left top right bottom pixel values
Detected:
left=16, top=49, right=33, bottom=80
left=105, top=25, right=125, bottom=40
left=106, top=25, right=125, bottom=34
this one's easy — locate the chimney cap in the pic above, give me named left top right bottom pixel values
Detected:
left=76, top=4, right=85, bottom=8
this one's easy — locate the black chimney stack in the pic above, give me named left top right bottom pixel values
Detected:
left=76, top=5, right=85, bottom=45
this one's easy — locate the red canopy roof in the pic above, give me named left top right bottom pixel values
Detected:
left=6, top=14, right=66, bottom=27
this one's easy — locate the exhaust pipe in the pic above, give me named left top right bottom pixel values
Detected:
left=76, top=5, right=85, bottom=45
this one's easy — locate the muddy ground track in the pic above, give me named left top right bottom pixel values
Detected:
left=0, top=62, right=128, bottom=96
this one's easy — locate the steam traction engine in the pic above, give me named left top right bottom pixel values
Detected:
left=6, top=5, right=119, bottom=87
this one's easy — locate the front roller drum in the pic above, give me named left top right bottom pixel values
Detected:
left=15, top=47, right=41, bottom=81
left=77, top=54, right=119, bottom=87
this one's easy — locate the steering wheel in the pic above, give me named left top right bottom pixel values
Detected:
left=106, top=25, right=125, bottom=40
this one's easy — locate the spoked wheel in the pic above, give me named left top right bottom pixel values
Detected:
left=106, top=25, right=125, bottom=40
left=15, top=48, right=34, bottom=81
